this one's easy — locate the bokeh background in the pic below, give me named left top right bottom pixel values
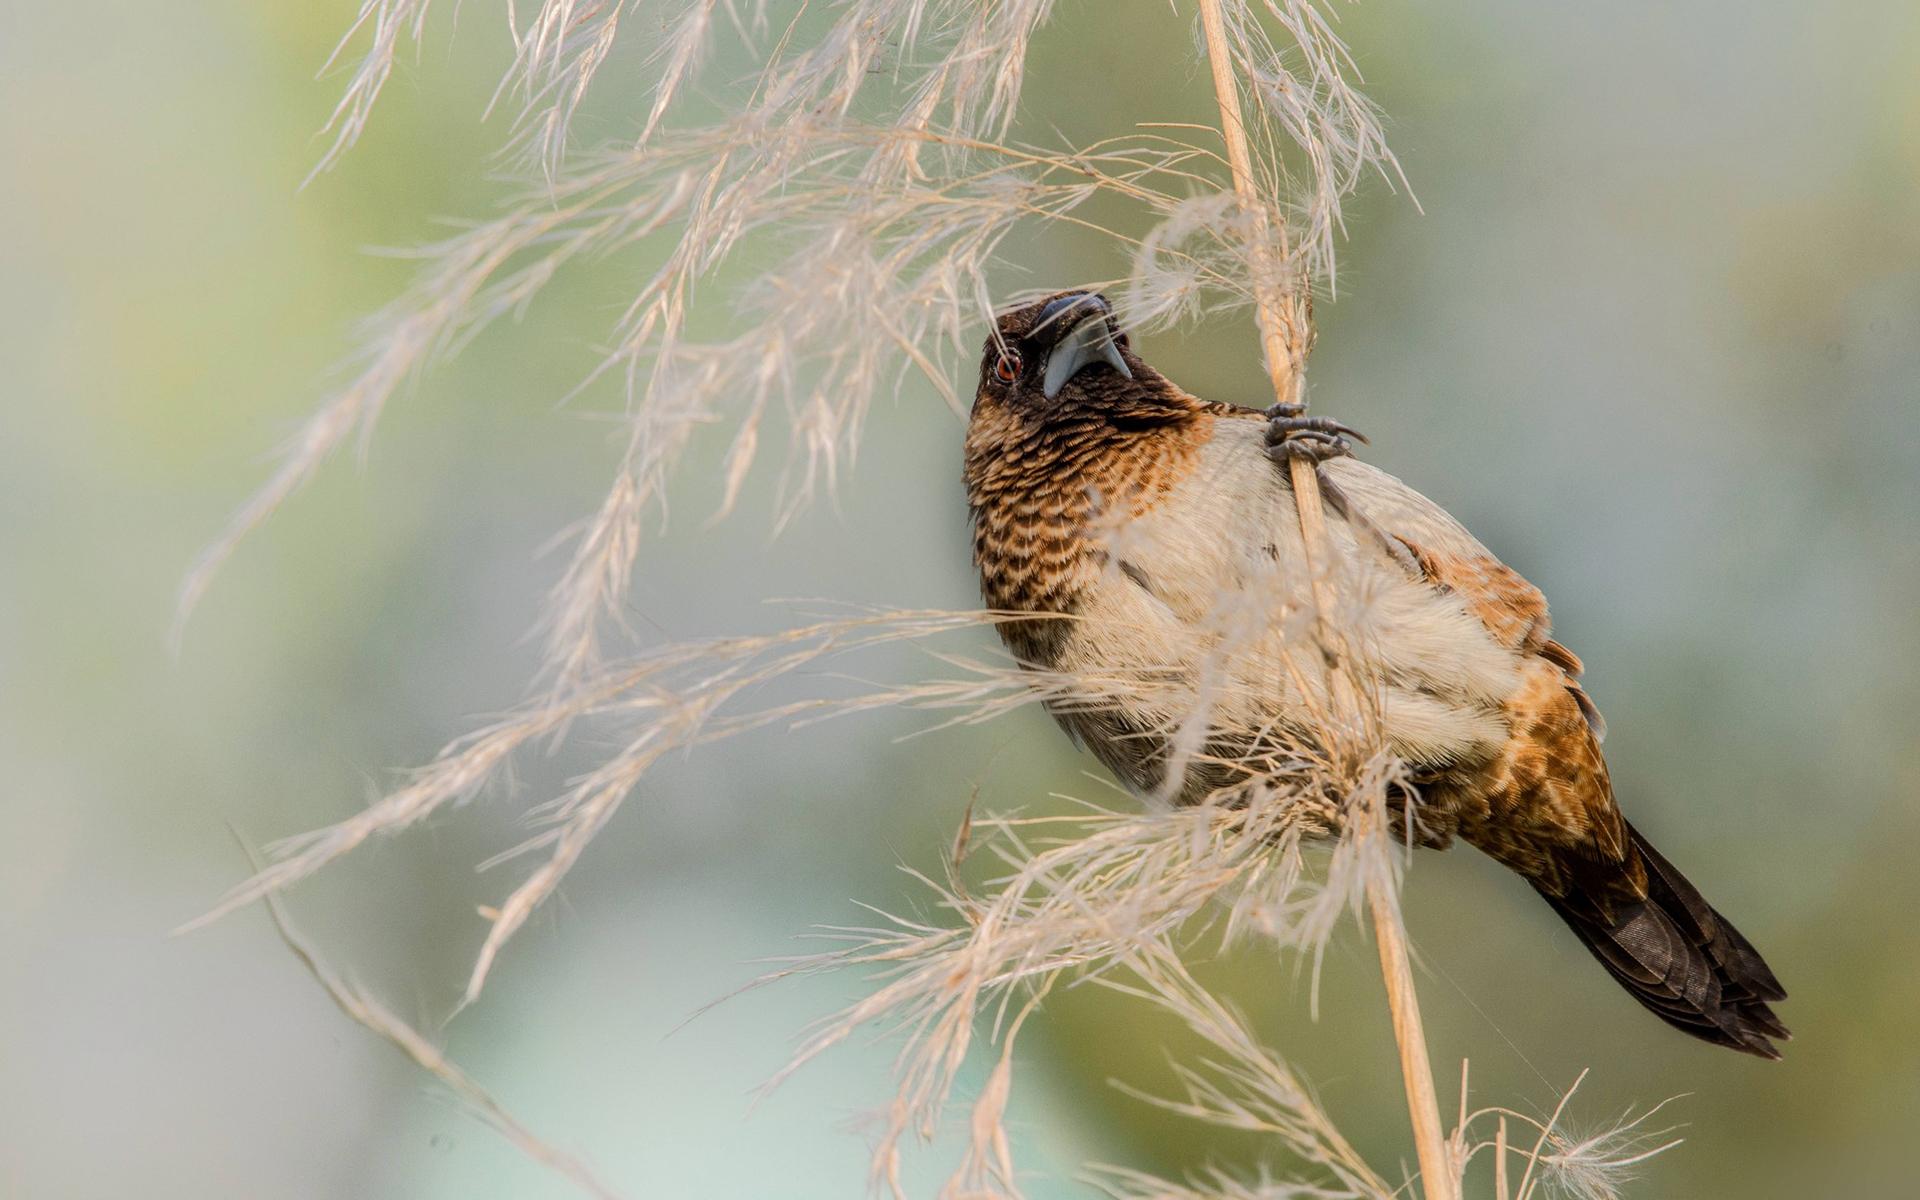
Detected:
left=4, top=2, right=1917, bottom=1196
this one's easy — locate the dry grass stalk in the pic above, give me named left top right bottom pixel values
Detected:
left=1192, top=2, right=1450, bottom=1195
left=188, top=3, right=1674, bottom=1196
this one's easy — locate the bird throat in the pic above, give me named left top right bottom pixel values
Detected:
left=963, top=393, right=1214, bottom=664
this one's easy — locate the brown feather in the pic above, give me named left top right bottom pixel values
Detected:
left=964, top=294, right=1216, bottom=664
left=1398, top=541, right=1552, bottom=654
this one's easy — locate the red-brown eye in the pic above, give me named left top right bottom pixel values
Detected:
left=994, top=353, right=1020, bottom=384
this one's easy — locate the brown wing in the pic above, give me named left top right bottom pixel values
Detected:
left=1459, top=662, right=1633, bottom=893
left=1311, top=456, right=1788, bottom=1054
left=1383, top=536, right=1630, bottom=902
left=1396, top=540, right=1551, bottom=654
left=1395, top=538, right=1606, bottom=742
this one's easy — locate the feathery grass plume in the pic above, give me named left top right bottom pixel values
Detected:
left=1452, top=1072, right=1683, bottom=1200
left=760, top=762, right=1392, bottom=1198
left=193, top=1, right=1675, bottom=1195
left=746, top=623, right=1430, bottom=1197
left=182, top=0, right=1390, bottom=664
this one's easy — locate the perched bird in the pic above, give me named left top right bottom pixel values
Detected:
left=963, top=290, right=1788, bottom=1057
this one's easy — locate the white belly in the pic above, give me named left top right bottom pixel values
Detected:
left=1049, top=427, right=1520, bottom=798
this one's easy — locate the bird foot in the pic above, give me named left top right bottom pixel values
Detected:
left=1263, top=404, right=1367, bottom=464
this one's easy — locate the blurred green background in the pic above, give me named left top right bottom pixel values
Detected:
left=3, top=2, right=1917, bottom=1196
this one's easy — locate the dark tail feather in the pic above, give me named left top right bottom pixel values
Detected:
left=1539, top=823, right=1789, bottom=1058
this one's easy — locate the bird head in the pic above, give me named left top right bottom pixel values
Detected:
left=974, top=291, right=1153, bottom=413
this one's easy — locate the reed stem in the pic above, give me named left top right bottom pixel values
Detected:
left=1192, top=3, right=1456, bottom=1197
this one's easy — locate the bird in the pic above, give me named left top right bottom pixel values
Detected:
left=962, top=289, right=1788, bottom=1058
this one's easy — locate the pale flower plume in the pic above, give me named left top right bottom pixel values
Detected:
left=188, top=3, right=1664, bottom=1197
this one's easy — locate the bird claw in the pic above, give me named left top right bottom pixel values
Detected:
left=1263, top=406, right=1366, bottom=464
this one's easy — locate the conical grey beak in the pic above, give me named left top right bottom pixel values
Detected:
left=1042, top=316, right=1132, bottom=399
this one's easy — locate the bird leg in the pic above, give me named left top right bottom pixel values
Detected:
left=1264, top=408, right=1417, bottom=573
left=1263, top=403, right=1368, bottom=464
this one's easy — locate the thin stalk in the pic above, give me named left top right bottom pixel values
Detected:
left=1496, top=1115, right=1511, bottom=1200
left=1191, top=3, right=1457, bottom=1199
left=1365, top=849, right=1455, bottom=1200
left=1191, top=0, right=1330, bottom=613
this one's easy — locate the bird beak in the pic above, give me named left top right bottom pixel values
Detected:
left=1040, top=299, right=1132, bottom=399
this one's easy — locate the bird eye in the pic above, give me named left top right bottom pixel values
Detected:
left=994, top=352, right=1021, bottom=384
